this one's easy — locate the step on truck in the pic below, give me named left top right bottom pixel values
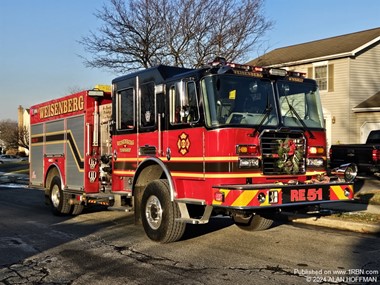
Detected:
left=29, top=58, right=357, bottom=243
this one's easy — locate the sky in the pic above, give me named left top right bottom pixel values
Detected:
left=0, top=0, right=379, bottom=121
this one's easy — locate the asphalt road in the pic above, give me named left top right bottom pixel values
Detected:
left=0, top=186, right=379, bottom=285
left=0, top=161, right=28, bottom=173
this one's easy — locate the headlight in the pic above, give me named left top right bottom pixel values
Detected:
left=238, top=158, right=260, bottom=168
left=307, top=158, right=324, bottom=167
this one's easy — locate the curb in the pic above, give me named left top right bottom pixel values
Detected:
left=321, top=201, right=380, bottom=215
left=290, top=216, right=380, bottom=234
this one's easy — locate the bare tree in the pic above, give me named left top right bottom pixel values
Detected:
left=80, top=0, right=167, bottom=72
left=0, top=120, right=19, bottom=152
left=0, top=120, right=29, bottom=153
left=18, top=125, right=29, bottom=151
left=80, top=0, right=272, bottom=72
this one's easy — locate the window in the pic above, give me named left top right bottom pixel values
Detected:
left=117, top=88, right=134, bottom=130
left=315, top=66, right=327, bottom=91
left=311, top=63, right=334, bottom=92
left=277, top=81, right=324, bottom=129
left=170, top=80, right=200, bottom=124
left=140, top=82, right=155, bottom=127
left=186, top=81, right=200, bottom=122
left=201, top=75, right=277, bottom=127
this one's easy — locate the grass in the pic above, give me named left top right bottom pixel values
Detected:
left=329, top=211, right=380, bottom=224
left=355, top=191, right=380, bottom=205
left=325, top=188, right=380, bottom=225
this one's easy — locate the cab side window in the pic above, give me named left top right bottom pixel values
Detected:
left=140, top=82, right=155, bottom=128
left=187, top=81, right=200, bottom=122
left=170, top=80, right=199, bottom=124
left=117, top=88, right=134, bottom=130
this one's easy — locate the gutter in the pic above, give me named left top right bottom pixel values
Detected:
left=353, top=107, right=380, bottom=113
left=266, top=36, right=380, bottom=68
left=266, top=52, right=354, bottom=68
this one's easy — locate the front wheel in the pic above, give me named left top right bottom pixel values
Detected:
left=71, top=204, right=84, bottom=215
left=141, top=179, right=186, bottom=243
left=50, top=176, right=71, bottom=215
left=233, top=213, right=274, bottom=231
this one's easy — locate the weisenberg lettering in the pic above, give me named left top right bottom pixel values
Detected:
left=39, top=95, right=85, bottom=119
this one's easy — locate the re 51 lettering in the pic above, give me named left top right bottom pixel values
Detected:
left=290, top=188, right=323, bottom=202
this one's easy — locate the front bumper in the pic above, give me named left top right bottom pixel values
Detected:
left=212, top=182, right=354, bottom=209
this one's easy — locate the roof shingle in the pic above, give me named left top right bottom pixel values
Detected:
left=248, top=27, right=380, bottom=67
left=354, top=91, right=380, bottom=110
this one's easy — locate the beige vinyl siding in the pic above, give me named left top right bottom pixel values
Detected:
left=319, top=58, right=350, bottom=144
left=355, top=112, right=380, bottom=130
left=354, top=112, right=380, bottom=142
left=289, top=60, right=350, bottom=144
left=349, top=44, right=380, bottom=143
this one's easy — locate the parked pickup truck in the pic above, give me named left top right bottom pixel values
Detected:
left=329, top=130, right=380, bottom=176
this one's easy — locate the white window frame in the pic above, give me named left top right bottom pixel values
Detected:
left=313, top=61, right=328, bottom=92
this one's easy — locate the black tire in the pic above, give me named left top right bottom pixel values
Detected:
left=50, top=176, right=71, bottom=215
left=71, top=204, right=84, bottom=215
left=233, top=214, right=274, bottom=231
left=141, top=179, right=186, bottom=243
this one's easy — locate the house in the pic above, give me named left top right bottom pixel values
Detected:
left=248, top=27, right=380, bottom=147
left=17, top=105, right=30, bottom=156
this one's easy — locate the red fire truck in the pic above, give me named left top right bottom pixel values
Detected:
left=30, top=58, right=357, bottom=243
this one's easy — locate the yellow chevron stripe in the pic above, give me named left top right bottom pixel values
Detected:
left=231, top=190, right=258, bottom=207
left=331, top=185, right=347, bottom=200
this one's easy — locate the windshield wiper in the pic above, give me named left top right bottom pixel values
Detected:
left=283, top=96, right=315, bottom=139
left=251, top=105, right=273, bottom=137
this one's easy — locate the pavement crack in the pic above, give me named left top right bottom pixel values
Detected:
left=0, top=257, right=59, bottom=285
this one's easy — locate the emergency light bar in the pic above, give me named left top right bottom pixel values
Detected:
left=211, top=57, right=263, bottom=73
left=88, top=90, right=104, bottom=97
left=94, top=84, right=112, bottom=93
left=287, top=71, right=306, bottom=78
left=210, top=57, right=304, bottom=78
left=268, top=68, right=287, bottom=77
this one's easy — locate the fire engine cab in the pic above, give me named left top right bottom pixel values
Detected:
left=30, top=58, right=357, bottom=243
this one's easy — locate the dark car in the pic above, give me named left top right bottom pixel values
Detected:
left=0, top=154, right=24, bottom=164
left=330, top=130, right=380, bottom=175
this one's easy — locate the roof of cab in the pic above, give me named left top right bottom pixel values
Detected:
left=112, top=65, right=194, bottom=84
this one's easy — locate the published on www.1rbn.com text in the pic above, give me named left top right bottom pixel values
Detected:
left=294, top=268, right=379, bottom=284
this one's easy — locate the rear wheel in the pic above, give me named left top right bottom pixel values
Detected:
left=233, top=213, right=274, bottom=231
left=141, top=179, right=186, bottom=243
left=50, top=176, right=71, bottom=215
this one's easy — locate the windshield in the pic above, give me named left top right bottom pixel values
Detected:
left=277, top=80, right=324, bottom=129
left=202, top=75, right=277, bottom=127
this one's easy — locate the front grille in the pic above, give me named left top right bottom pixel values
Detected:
left=260, top=130, right=306, bottom=175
